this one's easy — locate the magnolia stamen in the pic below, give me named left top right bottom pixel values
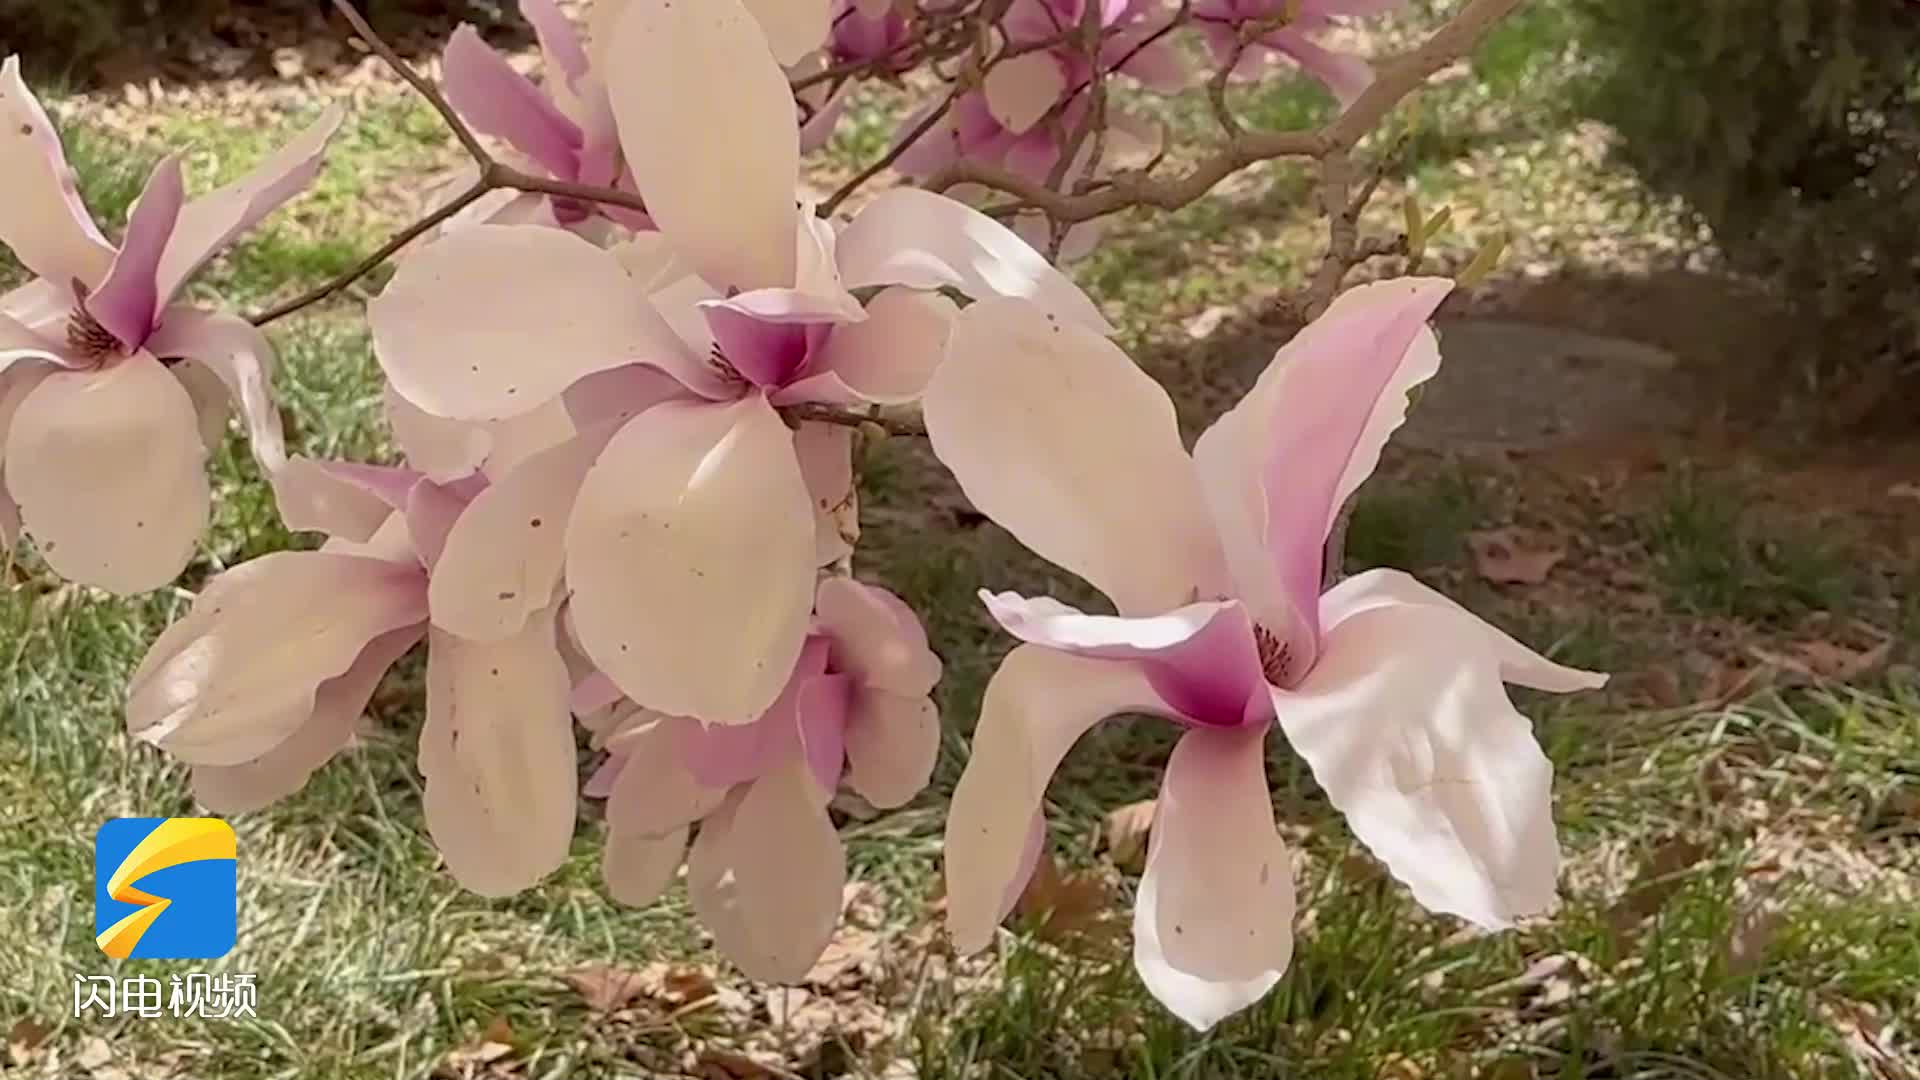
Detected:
left=1253, top=624, right=1294, bottom=686
left=65, top=303, right=119, bottom=362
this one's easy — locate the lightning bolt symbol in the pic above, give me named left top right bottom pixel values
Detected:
left=95, top=819, right=235, bottom=959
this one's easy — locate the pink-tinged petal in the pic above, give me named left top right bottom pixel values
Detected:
left=1192, top=277, right=1451, bottom=673
left=798, top=82, right=850, bottom=153
left=443, top=26, right=585, bottom=180
left=611, top=231, right=694, bottom=294
left=272, top=458, right=421, bottom=542
left=567, top=395, right=815, bottom=724
left=420, top=610, right=577, bottom=897
left=0, top=363, right=51, bottom=549
left=127, top=551, right=427, bottom=765
left=796, top=672, right=853, bottom=794
left=431, top=423, right=614, bottom=640
left=793, top=420, right=854, bottom=566
left=852, top=0, right=892, bottom=20
left=888, top=103, right=965, bottom=179
left=1110, top=30, right=1187, bottom=91
left=607, top=715, right=730, bottom=834
left=4, top=353, right=208, bottom=593
left=605, top=825, right=689, bottom=905
left=741, top=0, right=833, bottom=66
left=1321, top=569, right=1608, bottom=693
left=522, top=0, right=591, bottom=85
left=1133, top=725, right=1294, bottom=1030
left=0, top=313, right=61, bottom=370
left=85, top=155, right=184, bottom=350
left=837, top=189, right=1113, bottom=335
left=479, top=396, right=577, bottom=479
left=190, top=626, right=422, bottom=814
left=153, top=107, right=344, bottom=306
left=168, top=359, right=232, bottom=451
left=719, top=758, right=848, bottom=981
left=686, top=795, right=758, bottom=963
left=403, top=477, right=471, bottom=570
left=923, top=297, right=1227, bottom=616
left=605, top=0, right=799, bottom=291
left=684, top=637, right=830, bottom=786
left=980, top=591, right=1266, bottom=726
left=1276, top=601, right=1564, bottom=929
left=983, top=52, right=1067, bottom=134
left=843, top=688, right=937, bottom=809
left=1001, top=128, right=1062, bottom=184
left=812, top=286, right=955, bottom=405
left=0, top=56, right=114, bottom=287
left=370, top=224, right=682, bottom=421
left=571, top=670, right=625, bottom=717
left=814, top=576, right=942, bottom=698
left=383, top=383, right=488, bottom=482
left=945, top=645, right=1172, bottom=953
left=701, top=302, right=815, bottom=389
left=1265, top=29, right=1372, bottom=106
left=146, top=308, right=288, bottom=473
left=562, top=363, right=690, bottom=430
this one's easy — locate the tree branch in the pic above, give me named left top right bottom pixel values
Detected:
left=784, top=404, right=927, bottom=438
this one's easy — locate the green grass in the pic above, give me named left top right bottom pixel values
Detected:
left=4, top=20, right=1919, bottom=1080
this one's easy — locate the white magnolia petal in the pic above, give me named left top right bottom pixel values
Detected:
left=983, top=52, right=1066, bottom=134
left=923, top=297, right=1226, bottom=616
left=189, top=626, right=421, bottom=814
left=724, top=758, right=847, bottom=981
left=422, top=610, right=578, bottom=897
left=4, top=353, right=208, bottom=594
left=843, top=688, right=938, bottom=809
left=480, top=395, right=578, bottom=478
left=604, top=824, right=689, bottom=906
left=127, top=552, right=427, bottom=766
left=742, top=0, right=833, bottom=66
left=815, top=286, right=955, bottom=405
left=1278, top=601, right=1564, bottom=928
left=605, top=0, right=800, bottom=290
left=167, top=359, right=232, bottom=450
left=813, top=575, right=941, bottom=698
left=369, top=224, right=679, bottom=420
left=272, top=458, right=420, bottom=543
left=835, top=188, right=1112, bottom=334
left=946, top=645, right=1171, bottom=953
left=0, top=56, right=115, bottom=287
left=0, top=312, right=62, bottom=370
left=1134, top=725, right=1294, bottom=1031
left=606, top=716, right=729, bottom=835
left=794, top=419, right=853, bottom=566
left=383, top=383, right=489, bottom=482
left=430, top=424, right=615, bottom=641
left=146, top=308, right=287, bottom=473
left=566, top=396, right=814, bottom=725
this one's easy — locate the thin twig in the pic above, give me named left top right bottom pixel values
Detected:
left=784, top=404, right=927, bottom=438
left=819, top=90, right=959, bottom=216
left=330, top=0, right=489, bottom=164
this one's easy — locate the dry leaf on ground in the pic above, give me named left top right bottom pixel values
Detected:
left=6, top=1019, right=50, bottom=1068
left=1467, top=527, right=1566, bottom=585
left=1101, top=800, right=1156, bottom=873
left=1014, top=851, right=1121, bottom=944
left=564, top=964, right=652, bottom=1014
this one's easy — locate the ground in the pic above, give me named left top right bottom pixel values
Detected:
left=1, top=3, right=1917, bottom=1079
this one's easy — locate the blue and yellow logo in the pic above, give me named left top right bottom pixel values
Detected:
left=94, top=818, right=236, bottom=959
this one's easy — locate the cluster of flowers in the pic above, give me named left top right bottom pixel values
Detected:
left=0, top=0, right=1601, bottom=1031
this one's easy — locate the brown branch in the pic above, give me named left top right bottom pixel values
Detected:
left=330, top=0, right=489, bottom=164
left=819, top=89, right=959, bottom=216
left=784, top=404, right=927, bottom=438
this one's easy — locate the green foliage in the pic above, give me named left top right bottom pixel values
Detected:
left=1572, top=0, right=1920, bottom=413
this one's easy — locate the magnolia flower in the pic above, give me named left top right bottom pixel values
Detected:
left=923, top=280, right=1606, bottom=1030
left=438, top=0, right=649, bottom=234
left=126, top=461, right=583, bottom=898
left=583, top=576, right=941, bottom=980
left=0, top=57, right=337, bottom=592
left=1192, top=0, right=1406, bottom=105
left=830, top=0, right=912, bottom=67
left=369, top=0, right=1106, bottom=729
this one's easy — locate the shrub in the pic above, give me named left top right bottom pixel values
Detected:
left=1572, top=0, right=1920, bottom=422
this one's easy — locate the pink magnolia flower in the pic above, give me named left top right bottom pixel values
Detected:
left=923, top=279, right=1607, bottom=1030
left=894, top=0, right=1182, bottom=185
left=369, top=0, right=1106, bottom=729
left=0, top=57, right=338, bottom=592
left=438, top=0, right=650, bottom=234
left=582, top=576, right=941, bottom=980
left=1192, top=0, right=1406, bottom=105
left=126, top=461, right=583, bottom=898
left=831, top=0, right=911, bottom=67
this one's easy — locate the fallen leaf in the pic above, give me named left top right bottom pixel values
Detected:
left=1467, top=528, right=1566, bottom=585
left=7, top=1019, right=49, bottom=1068
left=1101, top=800, right=1155, bottom=873
left=564, top=964, right=650, bottom=1014
left=805, top=928, right=882, bottom=988
left=76, top=1038, right=112, bottom=1071
left=1606, top=836, right=1709, bottom=943
left=661, top=966, right=718, bottom=1006
left=1755, top=639, right=1893, bottom=683
left=1014, top=851, right=1120, bottom=944
left=697, top=1048, right=782, bottom=1079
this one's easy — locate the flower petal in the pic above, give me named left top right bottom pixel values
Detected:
left=383, top=383, right=489, bottom=482
left=190, top=626, right=422, bottom=814
left=272, top=458, right=421, bottom=542
left=1266, top=29, right=1373, bottom=107
left=85, top=155, right=184, bottom=350
left=1133, top=725, right=1294, bottom=1030
left=945, top=645, right=1172, bottom=953
left=723, top=758, right=848, bottom=981
left=1192, top=277, right=1450, bottom=667
left=562, top=362, right=690, bottom=430
left=566, top=395, right=815, bottom=725
left=812, top=286, right=955, bottom=405
left=153, top=107, right=343, bottom=306
left=127, top=551, right=427, bottom=765
left=742, top=0, right=833, bottom=66
left=0, top=312, right=62, bottom=370
left=923, top=297, right=1226, bottom=616
left=836, top=188, right=1113, bottom=334
left=605, top=0, right=799, bottom=290
left=605, top=825, right=689, bottom=906
left=814, top=576, right=942, bottom=698
left=796, top=672, right=852, bottom=794
left=981, top=591, right=1265, bottom=726
left=430, top=423, right=616, bottom=641
left=606, top=715, right=730, bottom=834
left=984, top=52, right=1066, bottom=134
left=443, top=26, right=585, bottom=180
left=684, top=636, right=829, bottom=785
left=794, top=420, right=854, bottom=566
left=523, top=0, right=592, bottom=84
left=369, top=224, right=680, bottom=420
left=1276, top=599, right=1565, bottom=928
left=146, top=308, right=288, bottom=473
left=843, top=688, right=938, bottom=809
left=421, top=609, right=578, bottom=896
left=0, top=56, right=115, bottom=287
left=4, top=353, right=208, bottom=593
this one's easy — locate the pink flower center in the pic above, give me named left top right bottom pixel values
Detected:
left=1254, top=623, right=1298, bottom=687
left=65, top=303, right=119, bottom=363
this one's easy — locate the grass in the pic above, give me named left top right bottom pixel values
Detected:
left=4, top=9, right=1920, bottom=1079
